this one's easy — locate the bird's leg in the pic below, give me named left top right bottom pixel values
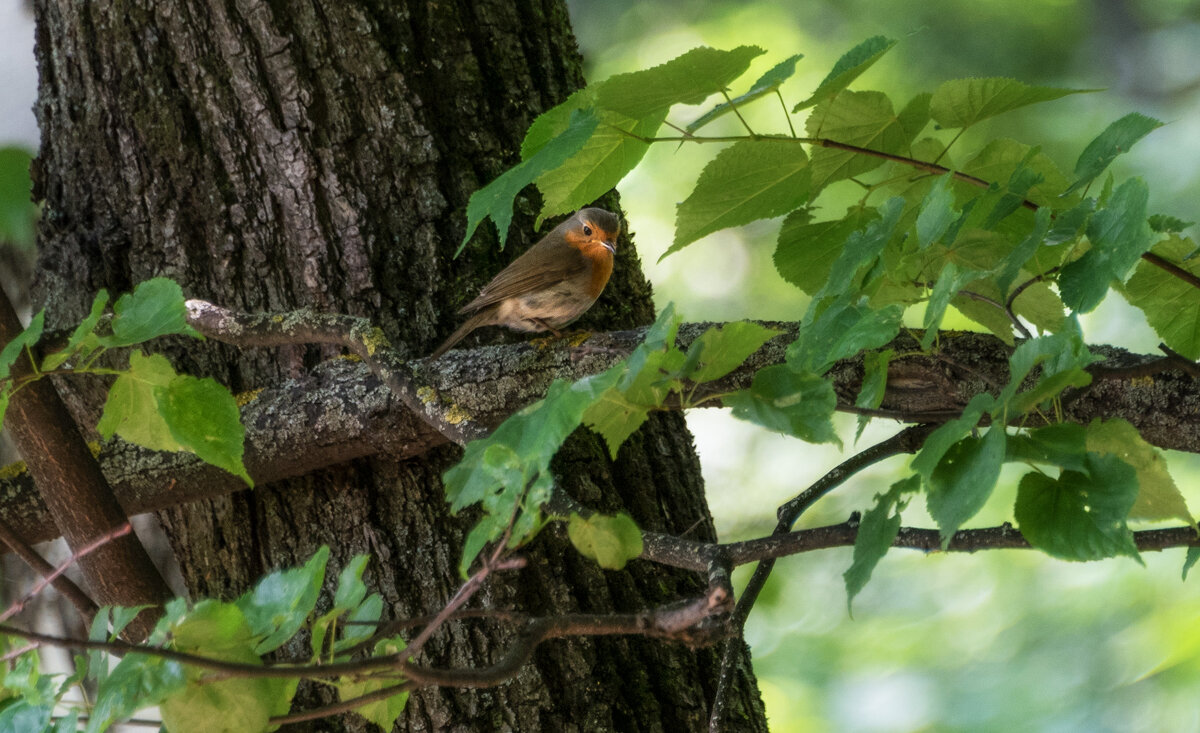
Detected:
left=531, top=318, right=563, bottom=337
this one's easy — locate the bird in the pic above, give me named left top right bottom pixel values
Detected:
left=430, top=207, right=621, bottom=360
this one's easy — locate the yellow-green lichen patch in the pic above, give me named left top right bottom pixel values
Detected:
left=235, top=388, right=263, bottom=407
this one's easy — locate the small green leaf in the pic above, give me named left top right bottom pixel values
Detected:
left=236, top=546, right=330, bottom=655
left=793, top=36, right=897, bottom=111
left=774, top=208, right=868, bottom=295
left=688, top=54, right=803, bottom=132
left=1059, top=177, right=1152, bottom=313
left=1148, top=214, right=1193, bottom=234
left=1122, top=236, right=1200, bottom=359
left=912, top=392, right=996, bottom=483
left=1014, top=454, right=1141, bottom=562
left=567, top=513, right=644, bottom=570
left=915, top=174, right=957, bottom=249
left=684, top=321, right=781, bottom=383
left=595, top=46, right=766, bottom=119
left=921, top=263, right=976, bottom=350
left=667, top=139, right=811, bottom=258
left=88, top=654, right=186, bottom=733
left=0, top=309, right=43, bottom=381
left=789, top=295, right=903, bottom=375
left=1067, top=112, right=1163, bottom=194
left=42, top=290, right=109, bottom=370
left=460, top=109, right=598, bottom=253
left=157, top=373, right=252, bottom=484
left=334, top=637, right=409, bottom=729
left=1086, top=418, right=1191, bottom=524
left=930, top=78, right=1092, bottom=129
left=844, top=475, right=920, bottom=609
left=97, top=351, right=185, bottom=452
left=1184, top=548, right=1200, bottom=580
left=813, top=197, right=906, bottom=302
left=854, top=349, right=892, bottom=442
left=583, top=390, right=651, bottom=460
left=102, top=278, right=200, bottom=347
left=333, top=555, right=371, bottom=611
left=727, top=366, right=840, bottom=445
left=805, top=90, right=913, bottom=191
left=926, top=427, right=1007, bottom=543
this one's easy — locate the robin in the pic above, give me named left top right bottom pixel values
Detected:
left=430, top=207, right=621, bottom=360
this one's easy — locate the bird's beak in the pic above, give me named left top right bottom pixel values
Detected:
left=602, top=240, right=616, bottom=254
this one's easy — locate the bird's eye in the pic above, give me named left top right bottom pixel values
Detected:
left=583, top=225, right=593, bottom=236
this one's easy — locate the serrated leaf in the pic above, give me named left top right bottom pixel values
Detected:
left=773, top=208, right=868, bottom=295
left=790, top=296, right=902, bottom=375
left=1059, top=177, right=1152, bottom=313
left=814, top=197, right=906, bottom=302
left=1086, top=418, right=1191, bottom=523
left=684, top=321, right=781, bottom=383
left=335, top=637, right=408, bottom=729
left=102, top=278, right=200, bottom=347
left=961, top=138, right=1070, bottom=207
left=0, top=309, right=43, bottom=381
left=158, top=373, right=251, bottom=484
left=567, top=512, right=644, bottom=570
left=1014, top=453, right=1141, bottom=562
left=844, top=475, right=920, bottom=609
left=1148, top=214, right=1193, bottom=234
left=42, top=290, right=109, bottom=371
left=460, top=109, right=598, bottom=253
left=236, top=546, right=329, bottom=655
left=930, top=78, right=1092, bottom=129
left=1184, top=548, right=1200, bottom=580
left=912, top=392, right=996, bottom=482
left=583, top=390, right=650, bottom=460
left=596, top=45, right=766, bottom=119
left=688, top=54, right=803, bottom=132
left=926, top=427, right=1007, bottom=543
left=534, top=108, right=663, bottom=224
left=333, top=555, right=371, bottom=611
left=805, top=90, right=913, bottom=191
left=87, top=654, right=186, bottom=733
left=921, top=263, right=976, bottom=350
left=854, top=349, right=892, bottom=442
left=915, top=174, right=957, bottom=249
left=727, top=365, right=840, bottom=445
left=794, top=36, right=897, bottom=111
left=97, top=351, right=185, bottom=452
left=666, top=139, right=811, bottom=258
left=993, top=320, right=1096, bottom=416
left=1122, top=236, right=1200, bottom=359
left=1067, top=112, right=1163, bottom=194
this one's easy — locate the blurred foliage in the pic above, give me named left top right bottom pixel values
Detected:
left=568, top=2, right=1200, bottom=731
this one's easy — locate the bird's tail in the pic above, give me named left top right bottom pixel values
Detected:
left=429, top=310, right=493, bottom=360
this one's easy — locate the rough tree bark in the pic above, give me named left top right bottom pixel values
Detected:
left=29, top=0, right=767, bottom=730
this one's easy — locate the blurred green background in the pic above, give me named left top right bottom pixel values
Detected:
left=567, top=1, right=1200, bottom=731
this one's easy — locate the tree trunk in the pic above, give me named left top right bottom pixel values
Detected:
left=30, top=0, right=767, bottom=730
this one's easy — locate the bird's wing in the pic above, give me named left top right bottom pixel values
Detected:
left=459, top=246, right=588, bottom=313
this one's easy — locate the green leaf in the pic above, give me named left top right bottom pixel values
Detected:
left=1014, top=454, right=1141, bottom=562
left=102, top=277, right=200, bottom=347
left=666, top=139, right=811, bottom=258
left=334, top=637, right=409, bottom=730
left=912, top=392, right=996, bottom=483
left=1086, top=418, right=1191, bottom=524
left=921, top=263, right=976, bottom=350
left=42, top=290, right=109, bottom=370
left=1067, top=112, right=1163, bottom=195
left=790, top=295, right=902, bottom=375
left=88, top=654, right=186, bottom=733
left=774, top=208, right=869, bottom=296
left=0, top=309, right=43, bottom=381
left=157, top=373, right=252, bottom=484
left=926, top=427, right=1007, bottom=543
left=533, top=108, right=664, bottom=225
left=567, top=512, right=644, bottom=570
left=930, top=78, right=1092, bottom=129
left=687, top=54, right=803, bottom=132
left=0, top=146, right=38, bottom=250
left=854, top=349, right=892, bottom=442
left=460, top=109, right=598, bottom=253
left=961, top=138, right=1070, bottom=207
left=1148, top=214, right=1193, bottom=234
left=813, top=197, right=906, bottom=301
left=595, top=46, right=765, bottom=119
left=1122, top=236, right=1200, bottom=359
left=993, top=320, right=1096, bottom=416
left=1184, top=548, right=1200, bottom=580
left=844, top=475, right=920, bottom=609
left=333, top=555, right=371, bottom=612
left=1059, top=177, right=1153, bottom=313
left=793, top=36, right=897, bottom=111
left=684, top=321, right=781, bottom=383
left=236, top=546, right=330, bottom=655
left=915, top=174, right=957, bottom=249
left=584, top=386, right=651, bottom=460
left=334, top=594, right=384, bottom=653
left=97, top=351, right=185, bottom=452
left=805, top=90, right=913, bottom=191
left=727, top=366, right=840, bottom=445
